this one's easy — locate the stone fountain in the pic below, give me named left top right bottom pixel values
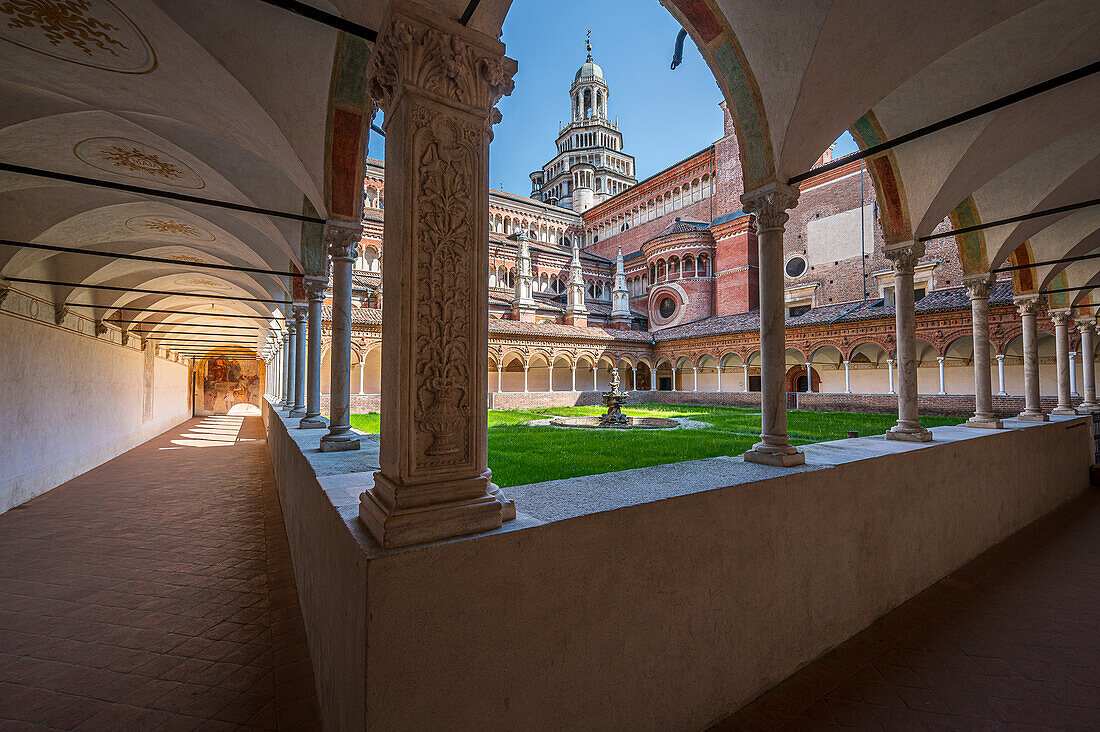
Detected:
left=548, top=368, right=680, bottom=430
left=598, top=367, right=630, bottom=427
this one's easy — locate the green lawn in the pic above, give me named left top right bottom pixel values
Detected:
left=349, top=404, right=965, bottom=488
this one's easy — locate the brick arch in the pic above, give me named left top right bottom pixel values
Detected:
left=849, top=111, right=913, bottom=246
left=845, top=339, right=890, bottom=362
left=661, top=0, right=775, bottom=188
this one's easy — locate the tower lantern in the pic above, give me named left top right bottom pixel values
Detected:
left=529, top=32, right=638, bottom=220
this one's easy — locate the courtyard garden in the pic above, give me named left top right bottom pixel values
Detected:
left=350, top=404, right=966, bottom=488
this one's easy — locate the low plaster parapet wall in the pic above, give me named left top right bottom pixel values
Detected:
left=265, top=399, right=1091, bottom=731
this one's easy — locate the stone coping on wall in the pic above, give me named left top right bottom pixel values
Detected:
left=263, top=397, right=1091, bottom=730
left=266, top=396, right=1086, bottom=551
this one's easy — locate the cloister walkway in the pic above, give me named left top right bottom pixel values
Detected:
left=714, top=490, right=1100, bottom=730
left=0, top=416, right=320, bottom=730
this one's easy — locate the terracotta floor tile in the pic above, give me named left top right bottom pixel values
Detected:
left=0, top=417, right=320, bottom=729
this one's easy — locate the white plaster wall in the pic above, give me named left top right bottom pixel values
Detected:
left=0, top=314, right=191, bottom=513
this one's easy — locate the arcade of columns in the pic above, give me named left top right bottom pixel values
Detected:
left=260, top=2, right=1096, bottom=545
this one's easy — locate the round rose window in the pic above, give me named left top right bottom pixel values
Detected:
left=785, top=254, right=808, bottom=278
left=658, top=296, right=676, bottom=319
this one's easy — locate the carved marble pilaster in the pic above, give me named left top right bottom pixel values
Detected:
left=739, top=182, right=804, bottom=466
left=360, top=2, right=517, bottom=548
left=884, top=241, right=931, bottom=441
left=320, top=221, right=363, bottom=450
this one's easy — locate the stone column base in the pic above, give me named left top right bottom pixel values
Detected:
left=299, top=415, right=329, bottom=429
left=289, top=407, right=307, bottom=417
left=1017, top=411, right=1049, bottom=422
left=886, top=426, right=933, bottom=442
left=1077, top=402, right=1100, bottom=412
left=320, top=433, right=361, bottom=452
left=360, top=475, right=507, bottom=549
left=743, top=445, right=805, bottom=467
left=1051, top=407, right=1078, bottom=416
left=965, top=416, right=1004, bottom=429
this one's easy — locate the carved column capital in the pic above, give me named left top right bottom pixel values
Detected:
left=1076, top=317, right=1097, bottom=334
left=1050, top=309, right=1072, bottom=327
left=366, top=4, right=516, bottom=121
left=324, top=220, right=362, bottom=261
left=304, top=276, right=328, bottom=302
left=1014, top=294, right=1043, bottom=317
left=883, top=241, right=925, bottom=275
left=293, top=304, right=308, bottom=322
left=740, top=181, right=800, bottom=233
left=963, top=274, right=994, bottom=301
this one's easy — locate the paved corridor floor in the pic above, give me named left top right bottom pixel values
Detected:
left=713, top=490, right=1100, bottom=731
left=0, top=416, right=321, bottom=730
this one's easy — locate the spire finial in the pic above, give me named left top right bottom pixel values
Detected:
left=586, top=29, right=592, bottom=61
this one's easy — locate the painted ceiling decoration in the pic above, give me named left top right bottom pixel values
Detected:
left=0, top=0, right=157, bottom=74
left=74, top=137, right=205, bottom=188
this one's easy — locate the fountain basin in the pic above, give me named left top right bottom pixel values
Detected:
left=548, top=416, right=680, bottom=429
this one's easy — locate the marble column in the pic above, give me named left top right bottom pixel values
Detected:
left=805, top=364, right=812, bottom=393
left=741, top=182, right=803, bottom=466
left=843, top=361, right=851, bottom=393
left=320, top=222, right=362, bottom=452
left=289, top=304, right=308, bottom=417
left=631, top=367, right=636, bottom=390
left=692, top=367, right=698, bottom=392
left=886, top=358, right=895, bottom=395
left=523, top=366, right=529, bottom=393
left=1014, top=295, right=1048, bottom=421
left=1077, top=318, right=1098, bottom=411
left=964, top=276, right=1002, bottom=428
left=743, top=364, right=749, bottom=392
left=283, top=321, right=297, bottom=412
left=884, top=242, right=931, bottom=441
left=300, top=277, right=329, bottom=428
left=937, top=357, right=946, bottom=395
left=497, top=365, right=503, bottom=393
left=1051, top=310, right=1077, bottom=415
left=650, top=369, right=656, bottom=391
left=359, top=2, right=517, bottom=548
left=995, top=354, right=1007, bottom=396
left=1069, top=351, right=1079, bottom=396
left=571, top=366, right=576, bottom=392
left=717, top=366, right=722, bottom=393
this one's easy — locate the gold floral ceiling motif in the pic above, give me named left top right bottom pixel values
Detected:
left=124, top=215, right=215, bottom=241
left=0, top=0, right=156, bottom=73
left=75, top=137, right=204, bottom=189
left=166, top=255, right=206, bottom=264
left=174, top=276, right=229, bottom=290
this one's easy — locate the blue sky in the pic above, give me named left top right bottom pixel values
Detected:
left=366, top=0, right=857, bottom=196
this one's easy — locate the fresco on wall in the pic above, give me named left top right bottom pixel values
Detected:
left=194, top=355, right=263, bottom=415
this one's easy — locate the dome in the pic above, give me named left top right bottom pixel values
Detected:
left=575, top=59, right=603, bottom=81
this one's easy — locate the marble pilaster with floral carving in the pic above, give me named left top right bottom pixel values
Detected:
left=360, top=1, right=517, bottom=548
left=884, top=241, right=932, bottom=441
left=740, top=182, right=804, bottom=466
